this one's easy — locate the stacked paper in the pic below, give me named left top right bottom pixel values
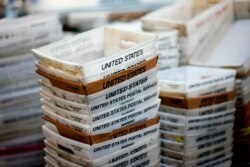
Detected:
left=110, top=21, right=180, bottom=70
left=0, top=14, right=63, bottom=58
left=190, top=20, right=250, bottom=166
left=141, top=0, right=234, bottom=64
left=0, top=14, right=63, bottom=167
left=32, top=27, right=161, bottom=167
left=158, top=66, right=236, bottom=167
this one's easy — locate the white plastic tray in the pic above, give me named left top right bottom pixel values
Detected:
left=190, top=20, right=250, bottom=75
left=32, top=27, right=157, bottom=81
left=160, top=149, right=232, bottom=167
left=43, top=98, right=159, bottom=135
left=39, top=67, right=158, bottom=105
left=159, top=108, right=235, bottom=128
left=160, top=126, right=233, bottom=148
left=161, top=142, right=232, bottom=162
left=159, top=100, right=236, bottom=117
left=45, top=142, right=160, bottom=167
left=44, top=138, right=159, bottom=167
left=158, top=66, right=236, bottom=95
left=159, top=109, right=235, bottom=136
left=40, top=76, right=159, bottom=116
left=42, top=95, right=160, bottom=125
left=142, top=0, right=234, bottom=64
left=42, top=123, right=160, bottom=160
left=160, top=133, right=233, bottom=155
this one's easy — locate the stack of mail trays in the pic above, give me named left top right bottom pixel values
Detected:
left=32, top=27, right=161, bottom=167
left=0, top=14, right=62, bottom=167
left=189, top=19, right=250, bottom=165
left=142, top=0, right=234, bottom=65
left=158, top=66, right=236, bottom=167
